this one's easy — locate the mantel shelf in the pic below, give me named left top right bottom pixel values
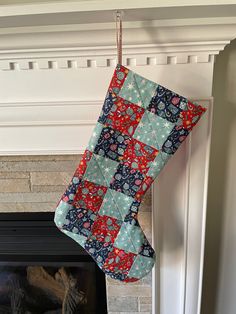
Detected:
left=0, top=0, right=235, bottom=59
left=0, top=0, right=236, bottom=23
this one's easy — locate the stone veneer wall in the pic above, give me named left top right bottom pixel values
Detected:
left=0, top=155, right=152, bottom=314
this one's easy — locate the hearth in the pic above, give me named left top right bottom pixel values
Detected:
left=0, top=213, right=107, bottom=314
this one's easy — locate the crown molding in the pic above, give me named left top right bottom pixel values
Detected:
left=0, top=18, right=235, bottom=70
left=0, top=0, right=236, bottom=60
left=0, top=0, right=235, bottom=70
left=0, top=45, right=221, bottom=71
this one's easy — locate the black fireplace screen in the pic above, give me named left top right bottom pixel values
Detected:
left=0, top=262, right=101, bottom=313
left=0, top=213, right=107, bottom=314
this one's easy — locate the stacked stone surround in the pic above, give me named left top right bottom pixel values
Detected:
left=0, top=155, right=153, bottom=314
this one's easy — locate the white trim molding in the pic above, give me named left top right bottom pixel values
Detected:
left=0, top=21, right=235, bottom=70
left=152, top=99, right=213, bottom=314
left=0, top=98, right=211, bottom=156
left=0, top=2, right=235, bottom=71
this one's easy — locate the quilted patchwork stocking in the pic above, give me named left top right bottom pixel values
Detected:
left=54, top=64, right=206, bottom=282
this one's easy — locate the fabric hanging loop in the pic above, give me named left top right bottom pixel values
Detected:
left=116, top=11, right=123, bottom=65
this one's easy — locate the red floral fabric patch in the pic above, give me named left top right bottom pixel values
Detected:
left=109, top=64, right=129, bottom=95
left=74, top=149, right=93, bottom=178
left=106, top=97, right=145, bottom=137
left=103, top=247, right=136, bottom=275
left=180, top=101, right=207, bottom=131
left=123, top=277, right=139, bottom=283
left=135, top=175, right=154, bottom=201
left=121, top=138, right=158, bottom=174
left=91, top=215, right=122, bottom=244
left=73, top=180, right=107, bottom=212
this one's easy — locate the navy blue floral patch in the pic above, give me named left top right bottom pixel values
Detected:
left=84, top=238, right=113, bottom=267
left=98, top=92, right=116, bottom=124
left=61, top=177, right=81, bottom=204
left=129, top=200, right=141, bottom=213
left=124, top=213, right=139, bottom=226
left=103, top=270, right=127, bottom=281
left=110, top=164, right=144, bottom=197
left=162, top=126, right=189, bottom=154
left=94, top=126, right=130, bottom=162
left=139, top=237, right=155, bottom=258
left=63, top=208, right=97, bottom=237
left=124, top=200, right=141, bottom=226
left=147, top=85, right=188, bottom=123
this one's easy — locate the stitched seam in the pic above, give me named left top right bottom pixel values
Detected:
left=92, top=152, right=140, bottom=255
left=133, top=73, right=172, bottom=164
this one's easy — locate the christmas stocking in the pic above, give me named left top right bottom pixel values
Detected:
left=54, top=64, right=206, bottom=282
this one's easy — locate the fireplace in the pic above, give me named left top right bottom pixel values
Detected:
left=0, top=212, right=107, bottom=314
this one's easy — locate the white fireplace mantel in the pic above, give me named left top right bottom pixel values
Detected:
left=0, top=1, right=235, bottom=155
left=0, top=1, right=236, bottom=71
left=0, top=2, right=235, bottom=314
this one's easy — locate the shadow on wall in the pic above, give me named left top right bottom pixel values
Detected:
left=201, top=39, right=236, bottom=314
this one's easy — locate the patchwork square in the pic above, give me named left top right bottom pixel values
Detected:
left=99, top=188, right=134, bottom=220
left=124, top=200, right=141, bottom=226
left=103, top=247, right=136, bottom=276
left=133, top=110, right=175, bottom=150
left=94, top=126, right=131, bottom=162
left=74, top=150, right=93, bottom=179
left=91, top=215, right=122, bottom=244
left=162, top=126, right=189, bottom=155
left=106, top=96, right=145, bottom=136
left=114, top=223, right=144, bottom=254
left=119, top=70, right=157, bottom=109
left=61, top=179, right=81, bottom=204
left=123, top=276, right=140, bottom=283
left=127, top=254, right=155, bottom=280
left=109, top=64, right=129, bottom=95
left=148, top=84, right=188, bottom=123
left=147, top=151, right=171, bottom=178
left=135, top=176, right=153, bottom=201
left=98, top=92, right=117, bottom=124
left=54, top=200, right=73, bottom=227
left=103, top=270, right=127, bottom=282
left=63, top=207, right=97, bottom=237
left=139, top=237, right=155, bottom=258
left=179, top=101, right=207, bottom=131
left=121, top=138, right=158, bottom=174
left=83, top=153, right=119, bottom=186
left=61, top=150, right=93, bottom=204
left=73, top=180, right=107, bottom=212
left=110, top=164, right=144, bottom=198
left=85, top=238, right=113, bottom=267
left=129, top=200, right=140, bottom=213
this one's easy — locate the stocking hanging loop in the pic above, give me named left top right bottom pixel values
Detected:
left=115, top=10, right=123, bottom=65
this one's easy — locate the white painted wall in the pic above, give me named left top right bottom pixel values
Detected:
left=201, top=39, right=236, bottom=314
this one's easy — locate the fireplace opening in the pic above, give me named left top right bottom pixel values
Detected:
left=0, top=213, right=107, bottom=314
